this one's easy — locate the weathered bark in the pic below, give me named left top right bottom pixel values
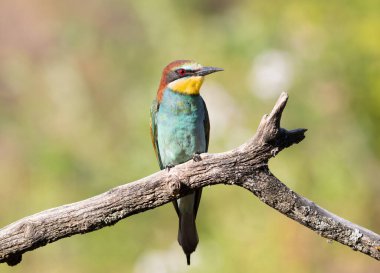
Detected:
left=0, top=92, right=379, bottom=266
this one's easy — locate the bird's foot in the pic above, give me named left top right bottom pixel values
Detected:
left=192, top=152, right=202, bottom=162
left=165, top=164, right=175, bottom=172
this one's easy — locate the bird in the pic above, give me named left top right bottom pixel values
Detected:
left=150, top=60, right=223, bottom=265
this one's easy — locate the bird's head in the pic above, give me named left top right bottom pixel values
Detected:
left=156, top=60, right=223, bottom=102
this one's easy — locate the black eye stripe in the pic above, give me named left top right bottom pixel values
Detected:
left=166, top=69, right=196, bottom=83
left=166, top=71, right=178, bottom=83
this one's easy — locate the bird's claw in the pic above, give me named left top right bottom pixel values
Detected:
left=271, top=147, right=279, bottom=157
left=165, top=164, right=175, bottom=172
left=192, top=153, right=202, bottom=162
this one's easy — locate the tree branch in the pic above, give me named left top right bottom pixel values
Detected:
left=0, top=92, right=379, bottom=266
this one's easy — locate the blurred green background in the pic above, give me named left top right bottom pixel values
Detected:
left=0, top=0, right=379, bottom=272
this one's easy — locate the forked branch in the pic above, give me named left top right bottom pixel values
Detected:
left=0, top=92, right=379, bottom=266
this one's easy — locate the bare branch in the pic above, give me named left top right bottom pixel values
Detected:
left=0, top=92, right=379, bottom=266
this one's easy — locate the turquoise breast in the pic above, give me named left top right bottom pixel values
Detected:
left=156, top=88, right=207, bottom=168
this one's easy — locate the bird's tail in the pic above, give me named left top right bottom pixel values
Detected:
left=178, top=194, right=199, bottom=265
left=178, top=210, right=198, bottom=265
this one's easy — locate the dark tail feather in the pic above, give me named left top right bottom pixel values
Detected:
left=178, top=212, right=198, bottom=265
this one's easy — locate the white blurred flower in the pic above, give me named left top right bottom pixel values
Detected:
left=133, top=243, right=200, bottom=273
left=201, top=81, right=242, bottom=137
left=248, top=50, right=294, bottom=99
left=202, top=81, right=251, bottom=149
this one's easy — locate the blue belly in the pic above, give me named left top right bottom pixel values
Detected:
left=156, top=90, right=206, bottom=167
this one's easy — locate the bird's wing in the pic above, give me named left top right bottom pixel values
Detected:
left=152, top=99, right=181, bottom=216
left=150, top=99, right=164, bottom=170
left=193, top=98, right=210, bottom=218
left=202, top=98, right=210, bottom=153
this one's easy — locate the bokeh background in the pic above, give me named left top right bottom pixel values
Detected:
left=0, top=0, right=379, bottom=272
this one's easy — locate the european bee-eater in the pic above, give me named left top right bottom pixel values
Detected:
left=150, top=60, right=223, bottom=265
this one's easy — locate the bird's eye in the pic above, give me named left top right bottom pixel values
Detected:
left=176, top=69, right=186, bottom=76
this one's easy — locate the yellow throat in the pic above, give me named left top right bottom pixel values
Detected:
left=168, top=76, right=204, bottom=95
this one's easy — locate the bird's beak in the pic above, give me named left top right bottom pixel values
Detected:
left=196, top=66, right=224, bottom=76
